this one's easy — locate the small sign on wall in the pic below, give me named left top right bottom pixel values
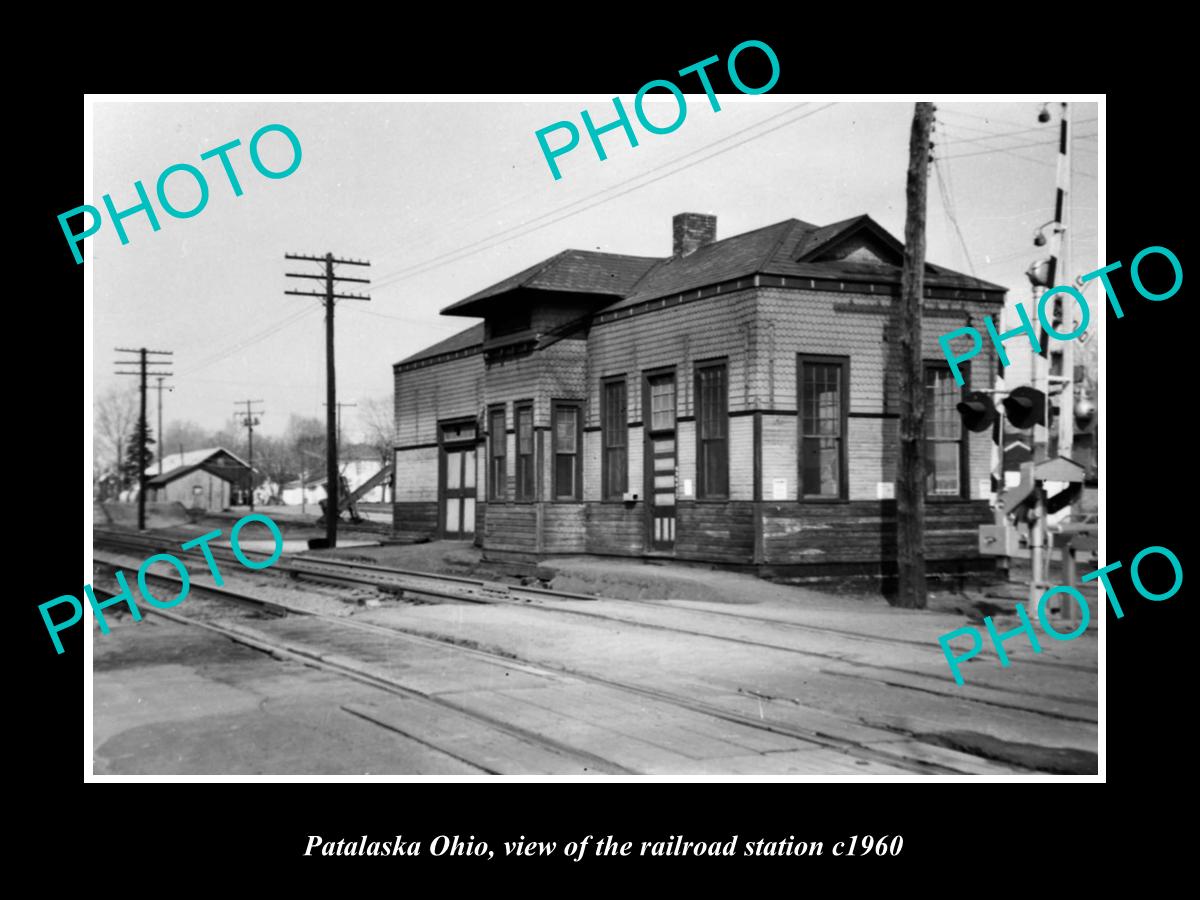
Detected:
left=772, top=478, right=788, bottom=500
left=682, top=478, right=694, bottom=498
left=876, top=482, right=895, bottom=499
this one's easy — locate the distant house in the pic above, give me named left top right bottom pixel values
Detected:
left=341, top=443, right=391, bottom=503
left=281, top=475, right=327, bottom=507
left=144, top=447, right=252, bottom=512
left=278, top=447, right=391, bottom=507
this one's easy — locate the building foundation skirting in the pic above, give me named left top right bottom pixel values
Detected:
left=394, top=498, right=994, bottom=577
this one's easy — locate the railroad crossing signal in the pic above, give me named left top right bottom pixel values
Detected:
left=1001, top=386, right=1045, bottom=431
left=955, top=391, right=997, bottom=433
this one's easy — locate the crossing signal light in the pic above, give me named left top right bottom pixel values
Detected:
left=1075, top=396, right=1097, bottom=432
left=956, top=391, right=998, bottom=433
left=1002, top=386, right=1045, bottom=430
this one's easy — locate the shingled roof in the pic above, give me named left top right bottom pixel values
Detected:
left=396, top=322, right=485, bottom=366
left=608, top=215, right=1004, bottom=311
left=404, top=214, right=1006, bottom=368
left=441, top=249, right=660, bottom=318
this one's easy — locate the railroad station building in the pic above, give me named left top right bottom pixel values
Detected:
left=393, top=212, right=1006, bottom=579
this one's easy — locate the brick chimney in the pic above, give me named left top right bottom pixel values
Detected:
left=672, top=213, right=717, bottom=258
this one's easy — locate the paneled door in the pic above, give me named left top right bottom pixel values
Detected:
left=645, top=371, right=677, bottom=551
left=440, top=420, right=478, bottom=540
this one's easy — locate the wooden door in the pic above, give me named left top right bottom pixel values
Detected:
left=645, top=372, right=677, bottom=551
left=441, top=445, right=476, bottom=539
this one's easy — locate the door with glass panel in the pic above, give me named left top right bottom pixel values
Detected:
left=440, top=421, right=477, bottom=539
left=644, top=371, right=677, bottom=551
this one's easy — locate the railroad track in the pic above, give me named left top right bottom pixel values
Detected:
left=92, top=527, right=1097, bottom=690
left=91, top=547, right=1012, bottom=774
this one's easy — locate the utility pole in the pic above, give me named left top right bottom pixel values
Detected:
left=323, top=401, right=357, bottom=453
left=115, top=347, right=174, bottom=531
left=235, top=399, right=264, bottom=511
left=155, top=376, right=174, bottom=475
left=894, top=102, right=935, bottom=610
left=285, top=252, right=371, bottom=548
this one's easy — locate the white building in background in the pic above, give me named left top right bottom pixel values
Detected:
left=340, top=443, right=391, bottom=503
left=280, top=476, right=326, bottom=507
left=277, top=446, right=391, bottom=507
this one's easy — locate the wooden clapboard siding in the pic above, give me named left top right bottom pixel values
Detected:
left=582, top=430, right=602, bottom=501
left=483, top=503, right=538, bottom=551
left=760, top=413, right=798, bottom=501
left=395, top=353, right=483, bottom=447
left=674, top=501, right=756, bottom=563
left=676, top=421, right=696, bottom=500
left=761, top=499, right=992, bottom=565
left=394, top=446, right=438, bottom=502
left=728, top=416, right=754, bottom=500
left=393, top=502, right=438, bottom=538
left=543, top=503, right=587, bottom=552
left=585, top=287, right=758, bottom=426
left=848, top=416, right=894, bottom=500
left=586, top=503, right=644, bottom=555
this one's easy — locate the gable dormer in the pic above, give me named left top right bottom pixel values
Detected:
left=796, top=214, right=942, bottom=275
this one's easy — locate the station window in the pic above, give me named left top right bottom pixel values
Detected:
left=925, top=362, right=966, bottom=497
left=552, top=402, right=582, bottom=500
left=798, top=355, right=848, bottom=500
left=602, top=378, right=627, bottom=500
left=488, top=406, right=507, bottom=500
left=515, top=402, right=535, bottom=502
left=695, top=362, right=728, bottom=499
left=648, top=373, right=676, bottom=432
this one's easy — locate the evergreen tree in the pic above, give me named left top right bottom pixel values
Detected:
left=120, top=418, right=156, bottom=487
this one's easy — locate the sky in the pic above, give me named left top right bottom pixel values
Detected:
left=90, top=98, right=1099, bottom=442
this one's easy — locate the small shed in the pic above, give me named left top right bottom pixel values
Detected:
left=145, top=448, right=252, bottom=512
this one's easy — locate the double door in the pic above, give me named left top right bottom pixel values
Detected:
left=441, top=441, right=476, bottom=539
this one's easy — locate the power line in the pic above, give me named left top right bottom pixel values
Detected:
left=939, top=132, right=1097, bottom=161
left=340, top=304, right=468, bottom=328
left=365, top=103, right=818, bottom=288
left=938, top=107, right=1047, bottom=129
left=938, top=123, right=1099, bottom=178
left=940, top=119, right=1097, bottom=145
left=931, top=148, right=977, bottom=277
left=371, top=103, right=839, bottom=294
left=176, top=306, right=320, bottom=377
